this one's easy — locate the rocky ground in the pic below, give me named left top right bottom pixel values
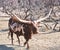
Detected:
left=0, top=17, right=60, bottom=50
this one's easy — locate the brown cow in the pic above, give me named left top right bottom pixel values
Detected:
left=8, top=17, right=37, bottom=49
left=8, top=8, right=52, bottom=49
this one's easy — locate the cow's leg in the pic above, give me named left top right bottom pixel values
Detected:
left=11, top=31, right=13, bottom=45
left=8, top=31, right=10, bottom=39
left=24, top=32, right=31, bottom=49
left=16, top=34, right=20, bottom=45
left=24, top=39, right=29, bottom=49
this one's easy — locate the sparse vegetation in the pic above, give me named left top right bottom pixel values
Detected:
left=0, top=0, right=60, bottom=50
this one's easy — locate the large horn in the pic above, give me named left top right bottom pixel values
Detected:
left=4, top=8, right=32, bottom=24
left=34, top=8, right=52, bottom=23
left=12, top=13, right=32, bottom=24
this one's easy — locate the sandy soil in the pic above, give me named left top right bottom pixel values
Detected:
left=0, top=18, right=60, bottom=50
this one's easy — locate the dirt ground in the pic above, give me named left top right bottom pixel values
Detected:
left=0, top=17, right=60, bottom=50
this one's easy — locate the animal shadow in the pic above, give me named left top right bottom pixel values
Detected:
left=0, top=45, right=14, bottom=50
